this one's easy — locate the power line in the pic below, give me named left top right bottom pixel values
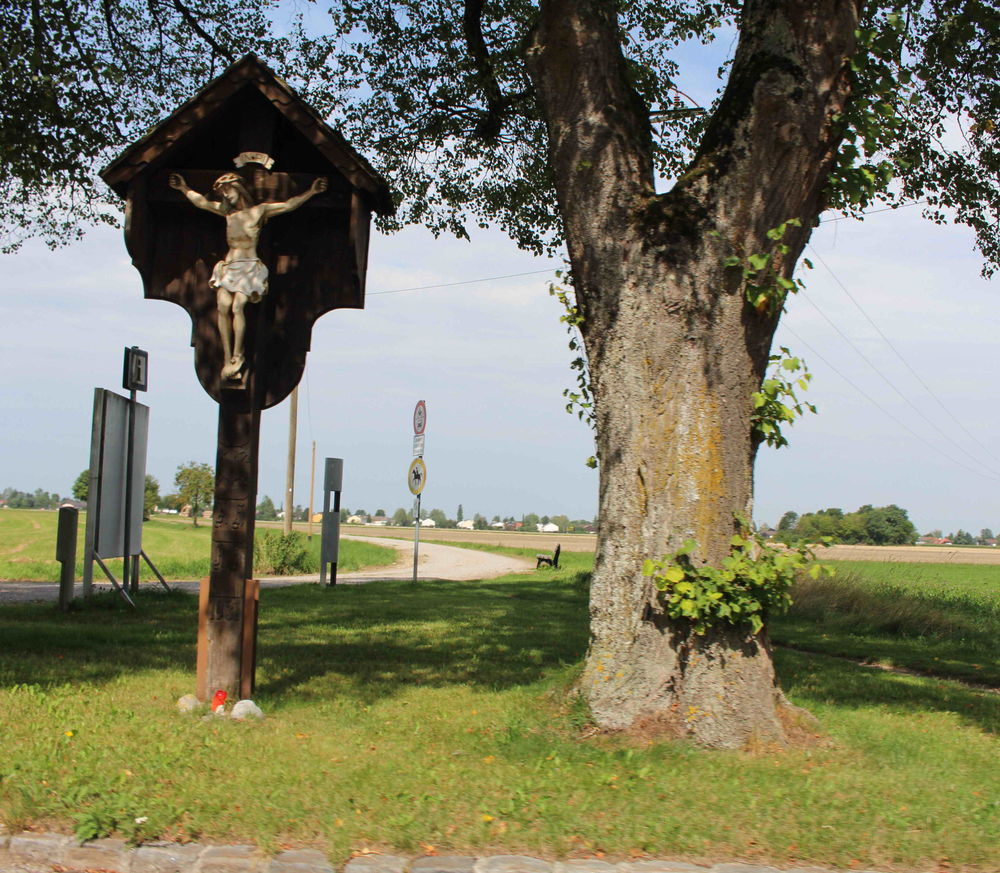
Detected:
left=818, top=200, right=927, bottom=224
left=794, top=286, right=1000, bottom=477
left=780, top=323, right=1000, bottom=482
left=363, top=202, right=924, bottom=298
left=807, top=244, right=1000, bottom=470
left=368, top=267, right=556, bottom=296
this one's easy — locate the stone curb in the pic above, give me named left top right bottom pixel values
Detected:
left=0, top=832, right=902, bottom=873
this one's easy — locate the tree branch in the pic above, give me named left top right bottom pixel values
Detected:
left=169, top=0, right=235, bottom=64
left=461, top=0, right=508, bottom=142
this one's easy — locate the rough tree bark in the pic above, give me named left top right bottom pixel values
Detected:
left=527, top=0, right=860, bottom=747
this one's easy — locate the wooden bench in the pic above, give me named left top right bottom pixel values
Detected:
left=536, top=544, right=561, bottom=569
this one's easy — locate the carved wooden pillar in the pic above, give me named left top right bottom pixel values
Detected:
left=200, top=389, right=260, bottom=699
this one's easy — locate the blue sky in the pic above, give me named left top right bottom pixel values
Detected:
left=2, top=196, right=998, bottom=534
left=2, top=10, right=998, bottom=535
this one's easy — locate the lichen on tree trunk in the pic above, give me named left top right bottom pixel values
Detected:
left=527, top=0, right=859, bottom=747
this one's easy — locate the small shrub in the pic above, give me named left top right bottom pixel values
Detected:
left=253, top=531, right=314, bottom=575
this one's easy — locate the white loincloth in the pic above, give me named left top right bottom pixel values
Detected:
left=210, top=258, right=269, bottom=303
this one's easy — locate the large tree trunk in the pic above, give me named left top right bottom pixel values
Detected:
left=527, top=0, right=859, bottom=747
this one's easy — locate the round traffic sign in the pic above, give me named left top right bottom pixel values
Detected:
left=413, top=400, right=427, bottom=435
left=407, top=457, right=427, bottom=495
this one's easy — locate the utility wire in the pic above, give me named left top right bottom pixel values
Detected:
left=818, top=200, right=927, bottom=224
left=363, top=203, right=924, bottom=298
left=807, top=244, right=1000, bottom=470
left=780, top=323, right=1000, bottom=482
left=794, top=286, right=1000, bottom=477
left=368, top=267, right=556, bottom=296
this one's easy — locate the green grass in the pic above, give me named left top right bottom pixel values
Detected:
left=771, top=561, right=1000, bottom=687
left=1, top=552, right=997, bottom=871
left=0, top=509, right=396, bottom=581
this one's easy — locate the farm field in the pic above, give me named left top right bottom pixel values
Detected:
left=772, top=559, right=1000, bottom=687
left=337, top=525, right=1000, bottom=564
left=0, top=551, right=996, bottom=871
left=0, top=509, right=396, bottom=582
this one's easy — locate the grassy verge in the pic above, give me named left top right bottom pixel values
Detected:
left=0, top=510, right=396, bottom=581
left=771, top=561, right=1000, bottom=687
left=1, top=553, right=997, bottom=870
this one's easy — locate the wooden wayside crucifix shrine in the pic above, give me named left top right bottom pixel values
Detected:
left=101, top=54, right=393, bottom=700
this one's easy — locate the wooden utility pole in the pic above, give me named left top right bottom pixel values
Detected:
left=308, top=440, right=316, bottom=539
left=284, top=385, right=298, bottom=535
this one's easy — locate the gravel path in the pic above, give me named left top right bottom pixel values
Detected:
left=0, top=536, right=534, bottom=604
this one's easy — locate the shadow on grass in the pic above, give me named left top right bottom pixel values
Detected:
left=0, top=589, right=199, bottom=688
left=0, top=568, right=593, bottom=703
left=776, top=646, right=999, bottom=737
left=771, top=572, right=1000, bottom=686
left=3, top=559, right=994, bottom=737
left=255, top=571, right=591, bottom=702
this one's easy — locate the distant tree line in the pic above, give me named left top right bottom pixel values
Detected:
left=1, top=487, right=63, bottom=510
left=775, top=504, right=918, bottom=546
left=254, top=496, right=312, bottom=523
left=259, top=500, right=596, bottom=532
left=921, top=528, right=995, bottom=546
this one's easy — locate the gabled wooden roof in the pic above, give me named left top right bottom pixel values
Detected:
left=101, top=53, right=393, bottom=214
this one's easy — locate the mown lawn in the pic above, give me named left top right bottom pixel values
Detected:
left=0, top=509, right=396, bottom=581
left=0, top=552, right=997, bottom=871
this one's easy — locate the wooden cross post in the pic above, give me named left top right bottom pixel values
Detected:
left=101, top=54, right=392, bottom=702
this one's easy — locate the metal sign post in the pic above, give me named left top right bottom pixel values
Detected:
left=122, top=346, right=148, bottom=594
left=55, top=504, right=79, bottom=611
left=320, top=458, right=344, bottom=586
left=408, top=400, right=427, bottom=584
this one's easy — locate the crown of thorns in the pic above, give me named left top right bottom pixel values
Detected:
left=212, top=173, right=244, bottom=190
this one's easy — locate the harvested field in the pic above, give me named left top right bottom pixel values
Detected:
left=340, top=527, right=1000, bottom=564
left=337, top=524, right=598, bottom=552
left=820, top=543, right=1000, bottom=564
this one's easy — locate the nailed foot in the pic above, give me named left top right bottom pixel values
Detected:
left=222, top=355, right=245, bottom=380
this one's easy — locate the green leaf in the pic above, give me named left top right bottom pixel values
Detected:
left=662, top=566, right=686, bottom=584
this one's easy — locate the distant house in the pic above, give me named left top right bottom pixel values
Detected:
left=457, top=519, right=475, bottom=530
left=916, top=536, right=952, bottom=545
left=758, top=526, right=777, bottom=539
left=490, top=521, right=505, bottom=529
left=347, top=515, right=365, bottom=524
left=418, top=518, right=436, bottom=527
left=537, top=522, right=560, bottom=533
left=368, top=516, right=389, bottom=526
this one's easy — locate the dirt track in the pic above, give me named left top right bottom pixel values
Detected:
left=0, top=536, right=534, bottom=604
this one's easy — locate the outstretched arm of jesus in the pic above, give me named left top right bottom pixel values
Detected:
left=168, top=173, right=226, bottom=215
left=262, top=177, right=328, bottom=218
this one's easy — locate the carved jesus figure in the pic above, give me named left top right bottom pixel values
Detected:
left=169, top=172, right=328, bottom=379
